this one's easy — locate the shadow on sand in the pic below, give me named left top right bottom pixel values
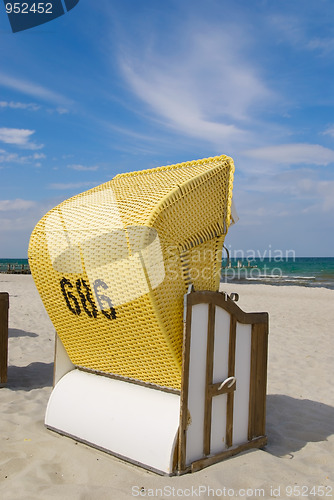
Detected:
left=265, top=394, right=334, bottom=457
left=6, top=362, right=54, bottom=390
left=8, top=328, right=38, bottom=338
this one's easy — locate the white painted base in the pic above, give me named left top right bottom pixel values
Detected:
left=45, top=369, right=180, bottom=474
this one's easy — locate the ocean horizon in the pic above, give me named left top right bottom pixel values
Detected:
left=1, top=257, right=334, bottom=290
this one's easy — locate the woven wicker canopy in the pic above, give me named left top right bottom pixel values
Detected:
left=29, top=155, right=235, bottom=389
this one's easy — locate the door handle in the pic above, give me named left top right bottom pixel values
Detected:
left=218, top=376, right=236, bottom=392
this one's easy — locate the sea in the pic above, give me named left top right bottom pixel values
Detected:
left=221, top=257, right=334, bottom=290
left=0, top=258, right=31, bottom=274
left=1, top=257, right=334, bottom=290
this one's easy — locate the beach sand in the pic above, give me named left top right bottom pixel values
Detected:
left=0, top=274, right=333, bottom=499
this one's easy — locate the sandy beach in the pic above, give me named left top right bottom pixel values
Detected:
left=0, top=274, right=333, bottom=499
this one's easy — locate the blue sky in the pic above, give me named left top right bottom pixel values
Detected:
left=0, top=0, right=334, bottom=257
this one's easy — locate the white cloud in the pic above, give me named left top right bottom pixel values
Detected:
left=0, top=100, right=71, bottom=115
left=269, top=14, right=334, bottom=55
left=0, top=198, right=57, bottom=236
left=0, top=199, right=36, bottom=211
left=323, top=126, right=334, bottom=138
left=119, top=26, right=274, bottom=146
left=317, top=181, right=334, bottom=212
left=0, top=73, right=72, bottom=107
left=49, top=181, right=96, bottom=190
left=0, top=100, right=71, bottom=116
left=307, top=38, right=334, bottom=54
left=0, top=128, right=34, bottom=145
left=0, top=101, right=41, bottom=111
left=56, top=107, right=69, bottom=115
left=33, top=153, right=46, bottom=160
left=0, top=152, right=19, bottom=163
left=292, top=179, right=334, bottom=213
left=46, top=106, right=70, bottom=115
left=269, top=15, right=305, bottom=47
left=0, top=150, right=46, bottom=164
left=68, top=164, right=99, bottom=171
left=243, top=143, right=334, bottom=165
left=236, top=166, right=334, bottom=219
left=0, top=128, right=43, bottom=150
left=241, top=206, right=290, bottom=218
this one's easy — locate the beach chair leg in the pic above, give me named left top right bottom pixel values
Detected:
left=53, top=333, right=75, bottom=385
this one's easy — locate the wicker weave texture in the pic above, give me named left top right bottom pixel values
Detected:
left=28, top=155, right=235, bottom=389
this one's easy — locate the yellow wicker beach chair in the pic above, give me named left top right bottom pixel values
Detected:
left=29, top=155, right=235, bottom=390
left=29, top=155, right=269, bottom=475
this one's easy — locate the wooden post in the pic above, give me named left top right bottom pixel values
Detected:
left=226, top=314, right=236, bottom=447
left=204, top=302, right=215, bottom=456
left=248, top=322, right=269, bottom=440
left=0, top=292, right=9, bottom=385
